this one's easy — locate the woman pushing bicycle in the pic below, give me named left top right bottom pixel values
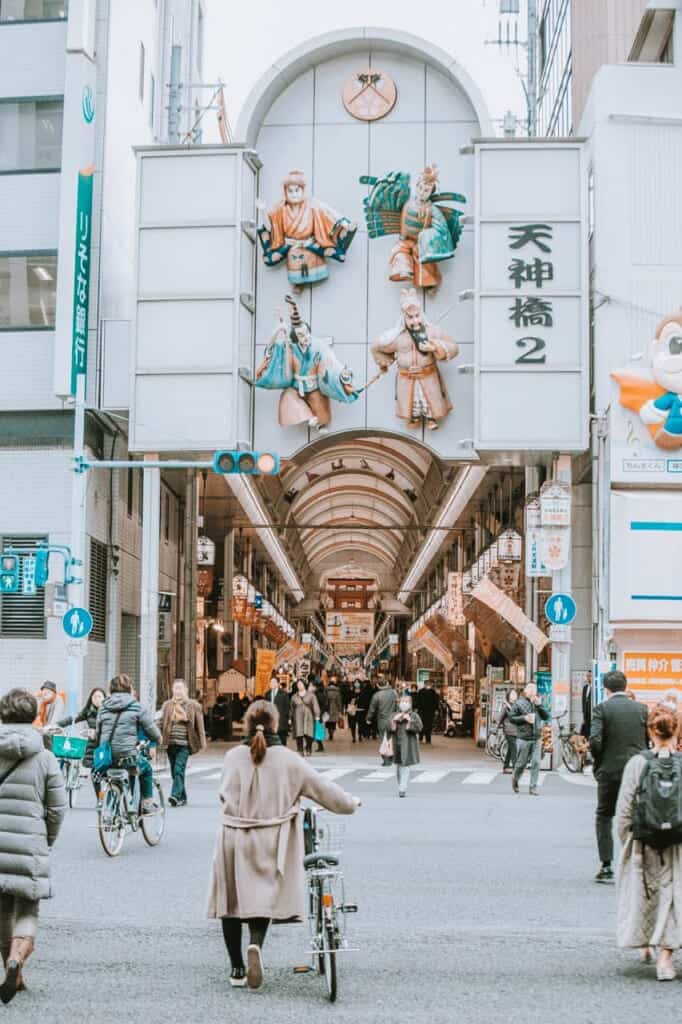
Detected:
left=207, top=699, right=360, bottom=991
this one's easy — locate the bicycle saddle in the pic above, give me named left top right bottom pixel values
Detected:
left=303, top=852, right=340, bottom=868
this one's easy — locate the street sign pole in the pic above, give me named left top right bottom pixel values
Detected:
left=550, top=455, right=572, bottom=768
left=68, top=373, right=87, bottom=716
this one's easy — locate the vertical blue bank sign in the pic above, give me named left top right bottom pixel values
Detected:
left=70, top=164, right=94, bottom=394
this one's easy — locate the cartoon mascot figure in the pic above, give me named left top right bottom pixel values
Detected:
left=612, top=311, right=682, bottom=450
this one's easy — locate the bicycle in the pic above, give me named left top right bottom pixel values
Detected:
left=301, top=807, right=357, bottom=1002
left=485, top=726, right=508, bottom=762
left=51, top=732, right=89, bottom=809
left=553, top=711, right=590, bottom=773
left=96, top=741, right=166, bottom=857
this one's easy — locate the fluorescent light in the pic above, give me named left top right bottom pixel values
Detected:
left=397, top=466, right=488, bottom=604
left=226, top=474, right=304, bottom=602
left=32, top=266, right=53, bottom=282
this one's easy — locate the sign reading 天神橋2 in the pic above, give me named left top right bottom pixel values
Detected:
left=473, top=141, right=589, bottom=451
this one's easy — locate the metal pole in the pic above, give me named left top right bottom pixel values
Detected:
left=67, top=374, right=87, bottom=715
left=524, top=466, right=540, bottom=683
left=527, top=0, right=538, bottom=136
left=167, top=44, right=182, bottom=144
left=550, top=454, right=572, bottom=766
left=139, top=455, right=161, bottom=711
left=183, top=470, right=197, bottom=693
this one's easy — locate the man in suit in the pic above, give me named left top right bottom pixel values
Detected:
left=589, top=670, right=648, bottom=883
left=265, top=675, right=290, bottom=748
left=415, top=681, right=439, bottom=744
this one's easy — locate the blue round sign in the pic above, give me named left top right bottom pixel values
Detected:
left=544, top=593, right=577, bottom=626
left=63, top=606, right=93, bottom=639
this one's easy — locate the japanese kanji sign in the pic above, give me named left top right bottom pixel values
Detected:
left=474, top=141, right=588, bottom=450
left=70, top=165, right=94, bottom=394
left=623, top=651, right=682, bottom=707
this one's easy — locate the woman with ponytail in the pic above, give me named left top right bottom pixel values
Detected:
left=208, top=699, right=360, bottom=991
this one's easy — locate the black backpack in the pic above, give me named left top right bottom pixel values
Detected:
left=632, top=751, right=682, bottom=850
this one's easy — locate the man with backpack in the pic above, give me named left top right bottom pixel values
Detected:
left=589, top=670, right=648, bottom=883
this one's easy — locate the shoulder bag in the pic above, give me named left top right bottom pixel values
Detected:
left=92, top=711, right=124, bottom=773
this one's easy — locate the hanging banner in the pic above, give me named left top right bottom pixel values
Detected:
left=525, top=497, right=549, bottom=577
left=540, top=481, right=572, bottom=527
left=497, top=529, right=523, bottom=562
left=446, top=571, right=466, bottom=626
left=540, top=528, right=571, bottom=571
left=255, top=648, right=277, bottom=695
left=275, top=639, right=304, bottom=668
left=472, top=576, right=549, bottom=653
left=411, top=624, right=454, bottom=671
left=326, top=611, right=374, bottom=646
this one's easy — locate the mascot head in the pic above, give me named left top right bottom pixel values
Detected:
left=651, top=311, right=682, bottom=393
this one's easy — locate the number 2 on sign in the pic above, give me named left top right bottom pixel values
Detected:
left=515, top=336, right=547, bottom=364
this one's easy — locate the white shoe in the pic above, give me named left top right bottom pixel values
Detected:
left=308, top=416, right=319, bottom=427
left=656, top=959, right=676, bottom=981
left=246, top=944, right=264, bottom=990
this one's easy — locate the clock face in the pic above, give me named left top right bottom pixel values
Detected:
left=342, top=69, right=397, bottom=122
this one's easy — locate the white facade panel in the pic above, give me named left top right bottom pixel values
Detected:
left=100, top=319, right=131, bottom=410
left=479, top=147, right=582, bottom=221
left=0, top=333, right=60, bottom=411
left=139, top=153, right=237, bottom=225
left=0, top=173, right=60, bottom=250
left=133, top=373, right=234, bottom=449
left=138, top=226, right=236, bottom=298
left=477, top=372, right=585, bottom=447
left=0, top=21, right=66, bottom=99
left=609, top=491, right=682, bottom=623
left=137, top=299, right=234, bottom=371
left=479, top=297, right=583, bottom=370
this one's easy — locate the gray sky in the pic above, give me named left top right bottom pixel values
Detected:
left=204, top=0, right=528, bottom=139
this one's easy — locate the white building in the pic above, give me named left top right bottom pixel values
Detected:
left=0, top=0, right=207, bottom=694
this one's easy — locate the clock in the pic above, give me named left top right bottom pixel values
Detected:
left=342, top=69, right=397, bottom=122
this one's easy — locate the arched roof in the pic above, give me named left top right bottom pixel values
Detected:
left=236, top=26, right=493, bottom=145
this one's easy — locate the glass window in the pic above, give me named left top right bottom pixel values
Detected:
left=0, top=98, right=63, bottom=171
left=0, top=252, right=57, bottom=329
left=0, top=0, right=67, bottom=20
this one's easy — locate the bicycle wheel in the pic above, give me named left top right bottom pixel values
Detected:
left=321, top=916, right=338, bottom=1002
left=561, top=738, right=581, bottom=774
left=97, top=782, right=125, bottom=857
left=485, top=732, right=498, bottom=758
left=141, top=780, right=166, bottom=847
left=67, top=762, right=80, bottom=809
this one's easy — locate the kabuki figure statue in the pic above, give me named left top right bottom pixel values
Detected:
left=371, top=288, right=459, bottom=430
left=257, top=170, right=356, bottom=291
left=360, top=164, right=465, bottom=290
left=255, top=295, right=360, bottom=433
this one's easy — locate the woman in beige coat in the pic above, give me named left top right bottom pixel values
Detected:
left=208, top=699, right=359, bottom=990
left=615, top=704, right=682, bottom=981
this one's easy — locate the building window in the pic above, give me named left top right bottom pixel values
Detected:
left=0, top=535, right=47, bottom=638
left=126, top=467, right=134, bottom=518
left=139, top=42, right=145, bottom=103
left=0, top=252, right=57, bottom=329
left=0, top=0, right=67, bottom=21
left=88, top=538, right=107, bottom=643
left=0, top=98, right=63, bottom=172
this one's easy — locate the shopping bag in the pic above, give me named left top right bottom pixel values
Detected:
left=314, top=719, right=326, bottom=742
left=379, top=733, right=394, bottom=758
left=337, top=715, right=346, bottom=730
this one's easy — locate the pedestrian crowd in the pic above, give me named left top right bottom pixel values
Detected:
left=1, top=663, right=681, bottom=998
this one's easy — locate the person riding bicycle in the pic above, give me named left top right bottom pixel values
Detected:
left=95, top=675, right=161, bottom=814
left=56, top=687, right=106, bottom=802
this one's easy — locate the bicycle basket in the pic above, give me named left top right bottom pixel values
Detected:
left=52, top=735, right=88, bottom=760
left=315, top=816, right=346, bottom=853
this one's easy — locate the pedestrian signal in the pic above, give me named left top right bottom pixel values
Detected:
left=212, top=450, right=280, bottom=476
left=0, top=554, right=19, bottom=594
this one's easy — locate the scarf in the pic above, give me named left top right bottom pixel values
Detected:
left=35, top=691, right=56, bottom=728
left=171, top=698, right=189, bottom=724
left=241, top=732, right=281, bottom=748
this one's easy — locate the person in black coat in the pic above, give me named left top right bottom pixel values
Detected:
left=415, top=682, right=439, bottom=744
left=580, top=671, right=593, bottom=738
left=589, top=670, right=648, bottom=883
left=264, top=676, right=290, bottom=747
left=497, top=688, right=519, bottom=773
left=357, top=682, right=373, bottom=740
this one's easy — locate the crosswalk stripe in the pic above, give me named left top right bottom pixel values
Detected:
left=317, top=768, right=356, bottom=782
left=462, top=771, right=498, bottom=785
left=358, top=770, right=394, bottom=782
left=412, top=770, right=449, bottom=784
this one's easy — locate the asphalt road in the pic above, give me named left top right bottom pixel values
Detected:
left=15, top=744, right=682, bottom=1024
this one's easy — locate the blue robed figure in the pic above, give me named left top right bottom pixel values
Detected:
left=255, top=295, right=359, bottom=432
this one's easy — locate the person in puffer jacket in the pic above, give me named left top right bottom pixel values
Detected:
left=95, top=674, right=161, bottom=814
left=0, top=688, right=67, bottom=1004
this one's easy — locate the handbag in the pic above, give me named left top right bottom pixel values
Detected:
left=314, top=719, right=326, bottom=742
left=92, top=711, right=124, bottom=773
left=379, top=732, right=394, bottom=758
left=337, top=715, right=346, bottom=730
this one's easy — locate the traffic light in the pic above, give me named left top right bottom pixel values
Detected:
left=212, top=450, right=280, bottom=476
left=0, top=554, right=19, bottom=594
left=34, top=548, right=50, bottom=587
